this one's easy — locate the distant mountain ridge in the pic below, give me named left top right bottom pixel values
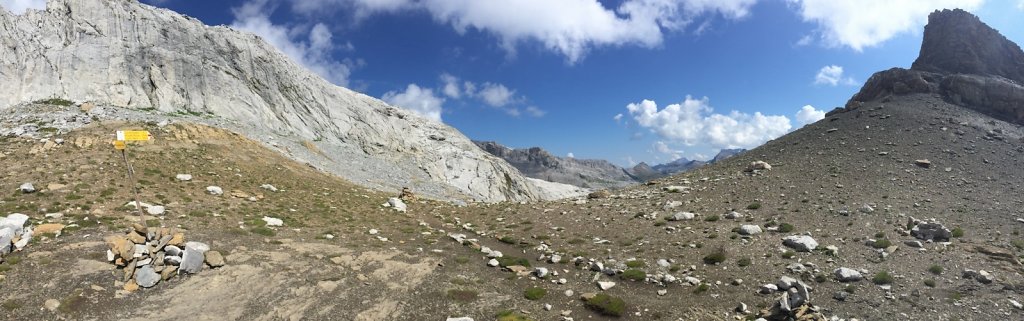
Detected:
left=475, top=140, right=746, bottom=188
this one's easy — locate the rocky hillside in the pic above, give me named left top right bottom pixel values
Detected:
left=0, top=0, right=538, bottom=203
left=845, top=9, right=1024, bottom=126
left=474, top=141, right=636, bottom=189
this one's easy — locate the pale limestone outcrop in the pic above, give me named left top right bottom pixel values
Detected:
left=0, top=0, right=540, bottom=202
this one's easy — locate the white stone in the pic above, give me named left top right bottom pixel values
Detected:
left=260, top=184, right=278, bottom=192
left=667, top=212, right=695, bottom=221
left=777, top=276, right=798, bottom=290
left=146, top=205, right=166, bottom=215
left=175, top=174, right=192, bottom=181
left=760, top=284, right=778, bottom=294
left=19, top=183, right=35, bottom=193
left=368, top=229, right=379, bottom=235
left=487, top=259, right=499, bottom=267
left=597, top=281, right=616, bottom=290
left=782, top=235, right=818, bottom=252
left=834, top=268, right=863, bottom=282
left=534, top=267, right=549, bottom=278
left=262, top=216, right=284, bottom=227
left=387, top=198, right=407, bottom=212
left=739, top=224, right=763, bottom=235
left=724, top=211, right=742, bottom=219
left=206, top=186, right=223, bottom=195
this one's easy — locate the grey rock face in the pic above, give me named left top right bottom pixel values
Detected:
left=474, top=141, right=637, bottom=189
left=842, top=9, right=1024, bottom=126
left=911, top=222, right=952, bottom=242
left=0, top=0, right=537, bottom=203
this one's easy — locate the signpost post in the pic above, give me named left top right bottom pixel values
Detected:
left=114, top=130, right=152, bottom=228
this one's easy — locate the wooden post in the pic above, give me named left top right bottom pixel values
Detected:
left=120, top=147, right=147, bottom=224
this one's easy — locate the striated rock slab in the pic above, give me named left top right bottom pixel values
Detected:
left=0, top=0, right=537, bottom=203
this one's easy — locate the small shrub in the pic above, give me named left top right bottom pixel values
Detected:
left=36, top=98, right=74, bottom=106
left=499, top=236, right=517, bottom=244
left=923, top=279, right=936, bottom=287
left=737, top=257, right=751, bottom=267
left=814, top=273, right=828, bottom=283
left=874, top=231, right=886, bottom=238
left=747, top=202, right=762, bottom=210
left=928, top=265, right=943, bottom=275
left=584, top=293, right=626, bottom=317
left=704, top=215, right=720, bottom=222
left=653, top=220, right=666, bottom=227
left=871, top=239, right=892, bottom=249
left=454, top=257, right=469, bottom=264
left=1012, top=239, right=1024, bottom=250
left=447, top=289, right=479, bottom=303
left=496, top=310, right=534, bottom=321
left=844, top=286, right=857, bottom=294
left=951, top=227, right=964, bottom=238
left=703, top=247, right=727, bottom=265
left=872, top=271, right=894, bottom=285
left=693, top=283, right=710, bottom=293
left=567, top=238, right=585, bottom=245
left=621, top=269, right=647, bottom=281
left=523, top=287, right=547, bottom=300
left=251, top=226, right=276, bottom=236
left=781, top=250, right=796, bottom=259
left=625, top=260, right=646, bottom=268
left=778, top=223, right=794, bottom=233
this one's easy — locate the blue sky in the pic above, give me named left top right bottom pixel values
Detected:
left=5, top=0, right=1023, bottom=167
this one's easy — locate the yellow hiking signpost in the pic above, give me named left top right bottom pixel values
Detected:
left=113, top=130, right=152, bottom=229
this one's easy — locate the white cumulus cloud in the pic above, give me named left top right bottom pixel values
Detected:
left=795, top=105, right=826, bottom=124
left=231, top=0, right=354, bottom=86
left=382, top=84, right=444, bottom=121
left=286, top=0, right=759, bottom=63
left=440, top=73, right=462, bottom=98
left=625, top=96, right=792, bottom=149
left=789, top=0, right=984, bottom=51
left=567, top=152, right=575, bottom=158
left=0, top=0, right=45, bottom=14
left=476, top=83, right=515, bottom=107
left=814, top=65, right=855, bottom=86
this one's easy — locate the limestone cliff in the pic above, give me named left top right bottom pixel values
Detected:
left=0, top=0, right=538, bottom=202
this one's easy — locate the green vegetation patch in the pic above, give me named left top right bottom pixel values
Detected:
left=584, top=293, right=626, bottom=317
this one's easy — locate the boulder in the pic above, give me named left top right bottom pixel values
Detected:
left=206, top=186, right=223, bottom=195
left=745, top=161, right=772, bottom=172
left=782, top=235, right=818, bottom=252
left=597, top=281, right=616, bottom=290
left=136, top=265, right=160, bottom=288
left=834, top=267, right=863, bottom=282
left=760, top=284, right=778, bottom=294
left=663, top=186, right=688, bottom=193
left=739, top=225, right=763, bottom=235
left=262, top=216, right=284, bottom=227
left=387, top=197, right=407, bottom=212
left=911, top=222, right=952, bottom=241
left=205, top=250, right=226, bottom=267
left=19, top=183, right=35, bottom=193
left=587, top=190, right=611, bottom=199
left=179, top=247, right=205, bottom=274
left=667, top=212, right=695, bottom=221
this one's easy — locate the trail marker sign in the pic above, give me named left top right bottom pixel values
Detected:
left=112, top=140, right=126, bottom=150
left=117, top=130, right=151, bottom=141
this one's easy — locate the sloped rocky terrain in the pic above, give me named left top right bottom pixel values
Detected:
left=0, top=0, right=538, bottom=203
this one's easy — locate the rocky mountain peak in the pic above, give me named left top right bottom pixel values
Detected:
left=911, top=9, right=1024, bottom=84
left=845, top=8, right=1024, bottom=125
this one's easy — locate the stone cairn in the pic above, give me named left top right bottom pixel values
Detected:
left=104, top=223, right=225, bottom=291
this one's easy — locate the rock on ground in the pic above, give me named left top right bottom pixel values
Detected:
left=782, top=235, right=818, bottom=252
